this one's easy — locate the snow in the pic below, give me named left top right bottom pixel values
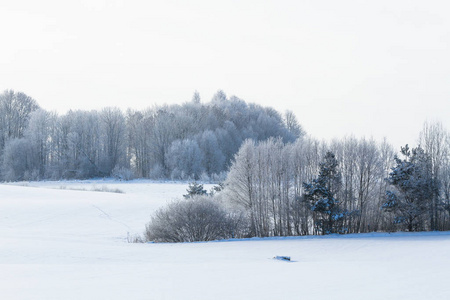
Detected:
left=1, top=180, right=450, bottom=299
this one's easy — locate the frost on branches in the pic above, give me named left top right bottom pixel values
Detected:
left=382, top=145, right=438, bottom=231
left=303, top=151, right=348, bottom=235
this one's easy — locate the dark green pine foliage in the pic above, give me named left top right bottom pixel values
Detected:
left=183, top=182, right=208, bottom=199
left=303, top=151, right=346, bottom=234
left=382, top=145, right=437, bottom=231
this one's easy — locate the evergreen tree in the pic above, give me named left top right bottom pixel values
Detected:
left=303, top=151, right=345, bottom=234
left=382, top=145, right=437, bottom=231
left=183, top=182, right=207, bottom=199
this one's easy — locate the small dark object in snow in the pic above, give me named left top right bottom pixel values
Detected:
left=274, top=256, right=291, bottom=261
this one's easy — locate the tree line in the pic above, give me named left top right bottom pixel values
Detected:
left=144, top=127, right=450, bottom=242
left=0, top=89, right=302, bottom=181
left=223, top=123, right=450, bottom=235
left=3, top=88, right=449, bottom=236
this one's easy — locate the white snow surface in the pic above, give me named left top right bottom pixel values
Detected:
left=1, top=179, right=450, bottom=300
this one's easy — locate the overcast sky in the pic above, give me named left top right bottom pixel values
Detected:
left=1, top=0, right=449, bottom=149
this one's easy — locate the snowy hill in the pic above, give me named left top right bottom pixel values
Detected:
left=1, top=180, right=449, bottom=300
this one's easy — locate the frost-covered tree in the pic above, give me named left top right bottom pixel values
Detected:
left=0, top=89, right=303, bottom=182
left=419, top=121, right=449, bottom=230
left=284, top=110, right=305, bottom=140
left=289, top=137, right=322, bottom=235
left=197, top=130, right=225, bottom=176
left=353, top=138, right=383, bottom=232
left=0, top=90, right=40, bottom=150
left=225, top=139, right=260, bottom=235
left=328, top=137, right=386, bottom=233
left=24, top=110, right=54, bottom=178
left=166, top=139, right=205, bottom=180
left=211, top=89, right=227, bottom=103
left=191, top=90, right=201, bottom=103
left=99, top=107, right=127, bottom=175
left=126, top=109, right=150, bottom=177
left=183, top=182, right=207, bottom=198
left=382, top=145, right=437, bottom=231
left=303, top=151, right=345, bottom=234
left=150, top=107, right=177, bottom=174
left=54, top=110, right=102, bottom=178
left=2, top=138, right=35, bottom=181
left=215, top=121, right=242, bottom=165
left=442, top=159, right=450, bottom=227
left=226, top=138, right=315, bottom=237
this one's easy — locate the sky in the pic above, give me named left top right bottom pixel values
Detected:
left=1, top=0, right=449, bottom=150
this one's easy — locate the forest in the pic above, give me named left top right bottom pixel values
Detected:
left=2, top=89, right=450, bottom=235
left=0, top=89, right=301, bottom=181
left=224, top=132, right=450, bottom=236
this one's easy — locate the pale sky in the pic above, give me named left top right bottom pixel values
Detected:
left=1, top=0, right=449, bottom=149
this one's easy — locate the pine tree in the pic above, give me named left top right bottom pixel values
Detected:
left=303, top=151, right=345, bottom=234
left=382, top=145, right=437, bottom=231
left=183, top=182, right=207, bottom=199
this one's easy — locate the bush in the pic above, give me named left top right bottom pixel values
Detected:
left=111, top=166, right=134, bottom=181
left=90, top=185, right=124, bottom=194
left=145, top=196, right=239, bottom=243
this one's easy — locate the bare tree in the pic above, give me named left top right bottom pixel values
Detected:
left=100, top=107, right=127, bottom=175
left=284, top=110, right=305, bottom=139
left=0, top=90, right=39, bottom=150
left=25, top=110, right=54, bottom=178
left=419, top=121, right=449, bottom=230
left=225, top=139, right=260, bottom=236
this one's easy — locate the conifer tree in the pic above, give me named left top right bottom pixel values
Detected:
left=183, top=182, right=207, bottom=199
left=382, top=145, right=437, bottom=231
left=303, top=151, right=345, bottom=234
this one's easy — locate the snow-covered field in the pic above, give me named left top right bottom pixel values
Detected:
left=1, top=180, right=450, bottom=300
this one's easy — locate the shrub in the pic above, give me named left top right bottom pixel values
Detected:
left=145, top=196, right=238, bottom=243
left=111, top=166, right=134, bottom=181
left=91, top=185, right=124, bottom=194
left=127, top=232, right=144, bottom=243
